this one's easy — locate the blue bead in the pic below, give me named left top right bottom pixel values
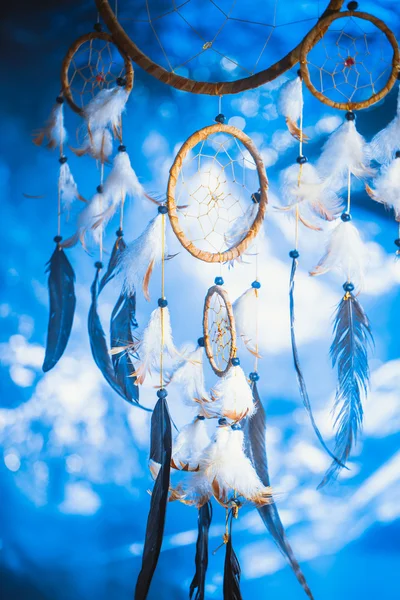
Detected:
left=197, top=336, right=205, bottom=347
left=97, top=184, right=103, bottom=194
left=116, top=228, right=123, bottom=237
left=59, top=156, right=67, bottom=164
left=196, top=415, right=205, bottom=421
left=345, top=111, right=355, bottom=121
left=116, top=76, right=126, bottom=87
left=158, top=205, right=168, bottom=214
left=341, top=212, right=352, bottom=222
left=231, top=357, right=240, bottom=366
left=396, top=151, right=400, bottom=159
left=249, top=372, right=260, bottom=382
left=56, top=96, right=64, bottom=104
left=343, top=282, right=355, bottom=292
left=54, top=235, right=62, bottom=243
left=251, top=191, right=261, bottom=204
left=215, top=276, right=224, bottom=285
left=157, top=388, right=168, bottom=399
left=296, top=155, right=307, bottom=165
left=95, top=261, right=103, bottom=270
left=231, top=423, right=241, bottom=431
left=395, top=238, right=400, bottom=248
left=347, top=1, right=358, bottom=10
left=251, top=280, right=261, bottom=289
left=215, top=113, right=226, bottom=124
left=158, top=298, right=168, bottom=308
left=289, top=249, right=299, bottom=259
left=218, top=417, right=227, bottom=426
left=118, top=145, right=126, bottom=152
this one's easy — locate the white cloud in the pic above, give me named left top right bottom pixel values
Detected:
left=59, top=482, right=101, bottom=515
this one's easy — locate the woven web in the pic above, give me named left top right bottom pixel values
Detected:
left=68, top=38, right=127, bottom=108
left=175, top=132, right=259, bottom=254
left=116, top=0, right=329, bottom=81
left=207, top=292, right=232, bottom=371
left=306, top=16, right=394, bottom=104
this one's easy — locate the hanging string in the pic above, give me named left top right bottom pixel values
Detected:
left=346, top=167, right=352, bottom=214
left=295, top=97, right=304, bottom=251
left=160, top=211, right=166, bottom=388
left=253, top=243, right=260, bottom=375
left=99, top=157, right=105, bottom=263
left=57, top=106, right=64, bottom=239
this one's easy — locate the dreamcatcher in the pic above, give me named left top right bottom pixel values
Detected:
left=32, top=1, right=399, bottom=600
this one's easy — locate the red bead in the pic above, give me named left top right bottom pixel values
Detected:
left=344, top=57, right=355, bottom=67
left=96, top=73, right=105, bottom=82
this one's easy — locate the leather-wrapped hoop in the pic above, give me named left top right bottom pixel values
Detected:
left=203, top=285, right=236, bottom=378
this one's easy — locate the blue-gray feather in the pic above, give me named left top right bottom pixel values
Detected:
left=318, top=292, right=373, bottom=489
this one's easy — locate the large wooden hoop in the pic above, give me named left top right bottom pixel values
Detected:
left=95, top=0, right=344, bottom=96
left=167, top=123, right=268, bottom=263
left=61, top=31, right=134, bottom=115
left=300, top=11, right=400, bottom=111
left=203, top=285, right=236, bottom=378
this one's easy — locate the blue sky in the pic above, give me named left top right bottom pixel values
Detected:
left=0, top=1, right=399, bottom=599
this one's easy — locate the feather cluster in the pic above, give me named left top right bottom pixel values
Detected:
left=33, top=99, right=67, bottom=149
left=133, top=306, right=177, bottom=385
left=369, top=87, right=400, bottom=164
left=277, top=75, right=308, bottom=141
left=61, top=192, right=111, bottom=250
left=318, top=292, right=372, bottom=488
left=279, top=163, right=342, bottom=228
left=166, top=346, right=209, bottom=405
left=232, top=288, right=261, bottom=357
left=59, top=162, right=83, bottom=211
left=72, top=127, right=113, bottom=163
left=366, top=157, right=400, bottom=220
left=171, top=417, right=211, bottom=472
left=84, top=86, right=129, bottom=139
left=209, top=365, right=256, bottom=421
left=317, top=119, right=374, bottom=191
left=310, top=221, right=367, bottom=287
left=119, top=213, right=165, bottom=301
left=202, top=426, right=273, bottom=506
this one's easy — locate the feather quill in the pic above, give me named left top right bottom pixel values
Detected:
left=189, top=501, right=212, bottom=600
left=42, top=244, right=76, bottom=372
left=135, top=395, right=172, bottom=600
left=277, top=75, right=309, bottom=141
left=119, top=214, right=165, bottom=301
left=245, top=382, right=314, bottom=600
left=369, top=87, right=400, bottom=164
left=289, top=258, right=345, bottom=466
left=318, top=292, right=372, bottom=488
left=365, top=156, right=400, bottom=220
left=317, top=119, right=374, bottom=192
left=99, top=235, right=127, bottom=293
left=33, top=99, right=67, bottom=149
left=310, top=221, right=367, bottom=287
left=223, top=512, right=242, bottom=600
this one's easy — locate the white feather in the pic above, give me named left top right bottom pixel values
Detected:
left=224, top=202, right=259, bottom=250
left=277, top=75, right=303, bottom=122
left=367, top=157, right=400, bottom=219
left=134, top=306, right=177, bottom=384
left=73, top=127, right=113, bottom=162
left=103, top=151, right=145, bottom=206
left=369, top=87, right=400, bottom=164
left=172, top=418, right=211, bottom=471
left=202, top=426, right=272, bottom=506
left=317, top=120, right=374, bottom=191
left=59, top=162, right=80, bottom=210
left=280, top=163, right=342, bottom=224
left=169, top=470, right=213, bottom=508
left=210, top=366, right=255, bottom=421
left=310, top=221, right=367, bottom=286
left=167, top=346, right=210, bottom=405
left=61, top=192, right=111, bottom=249
left=232, top=288, right=260, bottom=356
left=119, top=214, right=166, bottom=300
left=84, top=87, right=129, bottom=135
left=33, top=101, right=67, bottom=149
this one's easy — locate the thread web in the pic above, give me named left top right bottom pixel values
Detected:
left=306, top=15, right=394, bottom=104
left=68, top=38, right=127, bottom=108
left=207, top=292, right=232, bottom=371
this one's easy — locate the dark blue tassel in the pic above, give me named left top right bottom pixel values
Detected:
left=318, top=291, right=373, bottom=489
left=190, top=501, right=212, bottom=600
left=223, top=511, right=242, bottom=600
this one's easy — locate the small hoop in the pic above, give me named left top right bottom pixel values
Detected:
left=167, top=123, right=268, bottom=263
left=203, top=284, right=236, bottom=378
left=300, top=10, right=399, bottom=111
left=61, top=31, right=134, bottom=115
left=95, top=0, right=345, bottom=96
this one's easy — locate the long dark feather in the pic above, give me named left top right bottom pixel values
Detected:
left=289, top=257, right=345, bottom=467
left=245, top=381, right=314, bottom=600
left=135, top=396, right=172, bottom=600
left=42, top=244, right=76, bottom=372
left=223, top=511, right=242, bottom=600
left=110, top=291, right=140, bottom=404
left=99, top=235, right=126, bottom=293
left=318, top=292, right=372, bottom=489
left=190, top=501, right=212, bottom=600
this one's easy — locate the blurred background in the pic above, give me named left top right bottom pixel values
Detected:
left=0, top=1, right=399, bottom=599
